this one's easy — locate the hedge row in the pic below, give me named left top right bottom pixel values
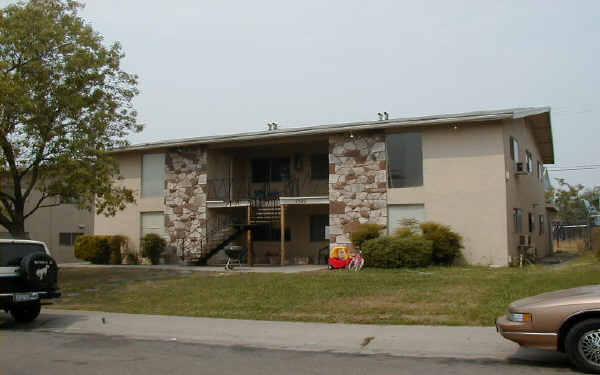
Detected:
left=74, top=235, right=128, bottom=265
left=356, top=220, right=463, bottom=269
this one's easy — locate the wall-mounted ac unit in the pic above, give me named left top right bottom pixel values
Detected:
left=515, top=162, right=528, bottom=175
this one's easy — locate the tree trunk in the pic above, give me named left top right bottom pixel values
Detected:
left=10, top=199, right=27, bottom=239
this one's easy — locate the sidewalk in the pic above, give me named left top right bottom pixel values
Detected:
left=31, top=309, right=542, bottom=361
left=58, top=263, right=327, bottom=274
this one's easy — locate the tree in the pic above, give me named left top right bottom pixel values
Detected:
left=547, top=179, right=599, bottom=223
left=0, top=0, right=141, bottom=235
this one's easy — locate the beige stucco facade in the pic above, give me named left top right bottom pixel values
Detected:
left=502, top=118, right=553, bottom=261
left=94, top=151, right=165, bottom=254
left=0, top=192, right=94, bottom=263
left=94, top=108, right=554, bottom=266
left=386, top=121, right=510, bottom=265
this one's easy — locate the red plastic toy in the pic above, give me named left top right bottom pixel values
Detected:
left=328, top=246, right=352, bottom=270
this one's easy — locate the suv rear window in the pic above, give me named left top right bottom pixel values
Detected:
left=0, top=243, right=46, bottom=267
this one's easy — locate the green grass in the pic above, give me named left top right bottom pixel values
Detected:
left=51, top=253, right=600, bottom=326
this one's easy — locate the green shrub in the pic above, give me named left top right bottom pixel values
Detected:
left=351, top=223, right=383, bottom=248
left=362, top=236, right=433, bottom=268
left=141, top=233, right=166, bottom=265
left=419, top=222, right=463, bottom=265
left=74, top=235, right=111, bottom=264
left=108, top=235, right=128, bottom=265
left=124, top=252, right=139, bottom=265
left=395, top=236, right=434, bottom=267
left=394, top=227, right=415, bottom=238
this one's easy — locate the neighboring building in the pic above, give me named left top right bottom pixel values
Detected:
left=0, top=192, right=94, bottom=263
left=95, top=107, right=555, bottom=266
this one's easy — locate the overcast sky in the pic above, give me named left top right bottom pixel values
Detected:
left=5, top=0, right=600, bottom=188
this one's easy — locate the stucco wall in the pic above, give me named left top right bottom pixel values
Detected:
left=502, top=118, right=552, bottom=261
left=386, top=121, right=509, bottom=266
left=1, top=193, right=94, bottom=263
left=94, top=152, right=164, bottom=255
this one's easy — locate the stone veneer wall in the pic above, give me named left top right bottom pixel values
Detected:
left=164, top=146, right=208, bottom=260
left=328, top=133, right=388, bottom=250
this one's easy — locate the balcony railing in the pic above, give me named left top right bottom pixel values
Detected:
left=207, top=176, right=328, bottom=203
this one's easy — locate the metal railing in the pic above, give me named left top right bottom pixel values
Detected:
left=206, top=176, right=328, bottom=203
left=177, top=214, right=242, bottom=262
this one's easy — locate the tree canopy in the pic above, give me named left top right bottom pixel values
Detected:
left=547, top=179, right=600, bottom=223
left=0, top=0, right=141, bottom=235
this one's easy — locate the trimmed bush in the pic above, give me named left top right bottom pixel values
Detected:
left=396, top=236, right=434, bottom=267
left=124, top=252, right=139, bottom=265
left=362, top=236, right=433, bottom=268
left=108, top=235, right=128, bottom=265
left=351, top=223, right=383, bottom=248
left=419, top=222, right=463, bottom=265
left=74, top=235, right=111, bottom=264
left=141, top=233, right=166, bottom=265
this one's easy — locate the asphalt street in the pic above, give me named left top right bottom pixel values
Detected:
left=0, top=311, right=577, bottom=374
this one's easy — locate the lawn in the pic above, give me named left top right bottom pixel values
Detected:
left=51, top=253, right=600, bottom=326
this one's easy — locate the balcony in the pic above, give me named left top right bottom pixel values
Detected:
left=207, top=176, right=328, bottom=204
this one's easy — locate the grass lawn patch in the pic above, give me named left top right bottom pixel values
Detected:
left=50, top=253, right=600, bottom=326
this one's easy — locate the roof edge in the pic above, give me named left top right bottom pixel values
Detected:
left=112, top=106, right=551, bottom=154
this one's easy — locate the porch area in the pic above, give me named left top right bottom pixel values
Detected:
left=204, top=202, right=330, bottom=266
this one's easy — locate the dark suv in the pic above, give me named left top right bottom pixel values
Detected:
left=0, top=239, right=61, bottom=323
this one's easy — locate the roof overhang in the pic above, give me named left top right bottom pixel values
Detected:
left=112, top=107, right=554, bottom=161
left=521, top=111, right=554, bottom=164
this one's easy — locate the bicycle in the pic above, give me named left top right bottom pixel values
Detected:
left=348, top=250, right=365, bottom=272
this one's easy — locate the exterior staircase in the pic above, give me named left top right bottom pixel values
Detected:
left=249, top=205, right=281, bottom=225
left=181, top=222, right=244, bottom=265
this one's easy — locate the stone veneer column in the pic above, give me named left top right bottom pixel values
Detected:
left=164, top=146, right=208, bottom=260
left=328, top=133, right=387, bottom=250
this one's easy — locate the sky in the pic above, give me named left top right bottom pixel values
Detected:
left=4, top=0, right=600, bottom=188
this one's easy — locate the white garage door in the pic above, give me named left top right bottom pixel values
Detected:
left=387, top=204, right=426, bottom=235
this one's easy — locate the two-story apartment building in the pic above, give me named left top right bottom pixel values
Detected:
left=94, top=107, right=554, bottom=266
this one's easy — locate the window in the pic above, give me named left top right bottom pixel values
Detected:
left=537, top=162, right=544, bottom=181
left=528, top=212, right=536, bottom=233
left=513, top=209, right=523, bottom=233
left=59, top=232, right=83, bottom=246
left=142, top=153, right=166, bottom=197
left=310, top=215, right=328, bottom=241
left=526, top=151, right=533, bottom=173
left=0, top=243, right=46, bottom=266
left=386, top=133, right=423, bottom=188
left=387, top=204, right=426, bottom=235
left=251, top=158, right=290, bottom=183
left=141, top=212, right=166, bottom=238
left=310, top=154, right=329, bottom=180
left=539, top=215, right=545, bottom=235
left=510, top=137, right=519, bottom=162
left=254, top=226, right=291, bottom=242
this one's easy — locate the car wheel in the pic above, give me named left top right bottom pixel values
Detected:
left=327, top=265, right=333, bottom=270
left=10, top=302, right=41, bottom=323
left=565, top=318, right=600, bottom=373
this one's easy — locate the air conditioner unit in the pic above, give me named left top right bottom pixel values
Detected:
left=515, top=162, right=527, bottom=175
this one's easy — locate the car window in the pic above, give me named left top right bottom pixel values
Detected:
left=0, top=243, right=46, bottom=267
